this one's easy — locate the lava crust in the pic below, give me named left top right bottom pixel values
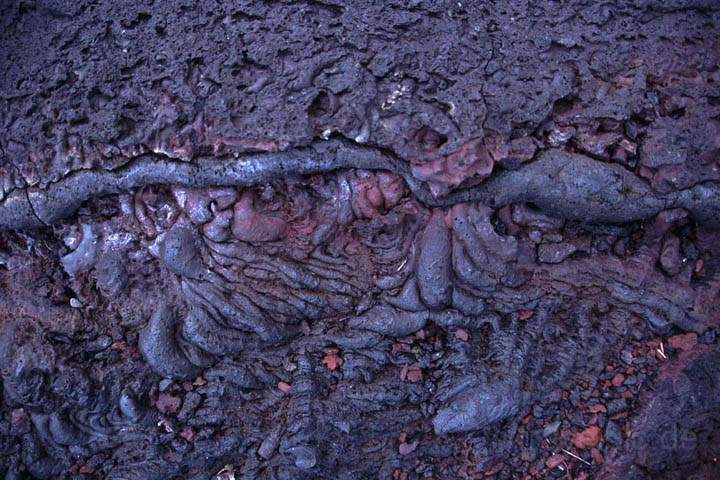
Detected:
left=1, top=1, right=719, bottom=479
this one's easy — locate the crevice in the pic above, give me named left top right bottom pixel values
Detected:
left=2, top=139, right=720, bottom=232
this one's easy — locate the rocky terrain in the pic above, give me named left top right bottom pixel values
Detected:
left=1, top=1, right=719, bottom=479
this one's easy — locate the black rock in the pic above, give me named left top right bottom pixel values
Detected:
left=700, top=329, right=717, bottom=345
left=542, top=420, right=561, bottom=438
left=605, top=420, right=624, bottom=446
left=607, top=398, right=629, bottom=415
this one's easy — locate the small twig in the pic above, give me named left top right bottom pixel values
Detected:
left=561, top=448, right=592, bottom=466
left=215, top=465, right=236, bottom=480
left=656, top=342, right=667, bottom=359
left=396, top=258, right=408, bottom=271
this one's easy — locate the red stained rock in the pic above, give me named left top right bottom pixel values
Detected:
left=611, top=373, right=625, bottom=387
left=348, top=171, right=406, bottom=218
left=589, top=404, right=607, bottom=414
left=398, top=440, right=418, bottom=455
left=455, top=328, right=469, bottom=341
left=392, top=469, right=408, bottom=480
left=660, top=234, right=683, bottom=276
left=518, top=309, right=534, bottom=320
left=573, top=426, right=602, bottom=449
left=323, top=351, right=343, bottom=370
left=411, top=138, right=494, bottom=197
left=10, top=408, right=30, bottom=435
left=277, top=382, right=292, bottom=393
left=668, top=333, right=698, bottom=351
left=545, top=454, right=564, bottom=469
left=232, top=191, right=286, bottom=242
left=180, top=427, right=195, bottom=442
left=484, top=463, right=504, bottom=476
left=156, top=394, right=181, bottom=415
left=401, top=365, right=423, bottom=383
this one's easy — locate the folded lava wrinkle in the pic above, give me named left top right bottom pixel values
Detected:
left=1, top=1, right=719, bottom=479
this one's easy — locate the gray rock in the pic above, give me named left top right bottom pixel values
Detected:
left=433, top=381, right=520, bottom=434
left=177, top=392, right=202, bottom=423
left=543, top=420, right=561, bottom=438
left=605, top=420, right=624, bottom=445
left=607, top=398, right=629, bottom=415
left=538, top=242, right=577, bottom=264
left=288, top=445, right=317, bottom=469
left=61, top=224, right=98, bottom=276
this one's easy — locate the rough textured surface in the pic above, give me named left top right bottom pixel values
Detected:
left=1, top=1, right=720, bottom=479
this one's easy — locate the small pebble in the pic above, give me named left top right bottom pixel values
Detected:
left=605, top=420, right=624, bottom=446
left=545, top=454, right=564, bottom=469
left=607, top=398, right=628, bottom=415
left=543, top=421, right=561, bottom=438
left=573, top=426, right=602, bottom=449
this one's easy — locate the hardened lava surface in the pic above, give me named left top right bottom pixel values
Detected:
left=1, top=1, right=720, bottom=479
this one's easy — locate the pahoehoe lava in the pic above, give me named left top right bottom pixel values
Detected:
left=1, top=1, right=720, bottom=479
left=2, top=140, right=719, bottom=231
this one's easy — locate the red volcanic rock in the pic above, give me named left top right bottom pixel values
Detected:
left=398, top=440, right=418, bottom=455
left=545, top=454, right=564, bottom=469
left=323, top=350, right=343, bottom=370
left=455, top=328, right=469, bottom=341
left=400, top=365, right=423, bottom=383
left=180, top=427, right=195, bottom=442
left=668, top=333, right=698, bottom=352
left=573, top=426, right=602, bottom=449
left=231, top=191, right=286, bottom=242
left=411, top=138, right=494, bottom=197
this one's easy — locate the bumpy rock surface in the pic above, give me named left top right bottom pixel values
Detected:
left=1, top=1, right=719, bottom=479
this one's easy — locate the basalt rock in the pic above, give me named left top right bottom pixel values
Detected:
left=1, top=1, right=719, bottom=479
